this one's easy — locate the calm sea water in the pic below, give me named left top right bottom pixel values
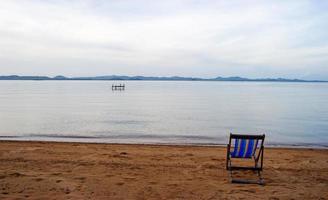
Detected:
left=0, top=81, right=327, bottom=147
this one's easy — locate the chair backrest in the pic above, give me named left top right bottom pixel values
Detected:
left=229, top=134, right=265, bottom=158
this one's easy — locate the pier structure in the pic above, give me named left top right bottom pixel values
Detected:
left=112, top=83, right=125, bottom=91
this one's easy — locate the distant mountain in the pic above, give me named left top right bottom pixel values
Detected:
left=213, top=76, right=312, bottom=82
left=71, top=75, right=203, bottom=81
left=0, top=75, right=326, bottom=82
left=53, top=75, right=67, bottom=80
left=0, top=75, right=51, bottom=80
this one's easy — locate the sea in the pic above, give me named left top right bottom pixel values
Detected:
left=0, top=80, right=327, bottom=148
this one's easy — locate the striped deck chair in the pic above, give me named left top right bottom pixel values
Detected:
left=226, top=133, right=265, bottom=185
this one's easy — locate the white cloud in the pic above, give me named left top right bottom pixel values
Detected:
left=0, top=0, right=327, bottom=79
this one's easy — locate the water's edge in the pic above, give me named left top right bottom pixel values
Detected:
left=1, top=137, right=327, bottom=149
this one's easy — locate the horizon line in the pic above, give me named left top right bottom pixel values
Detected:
left=0, top=74, right=327, bottom=82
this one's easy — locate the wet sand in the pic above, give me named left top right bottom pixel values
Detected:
left=0, top=141, right=327, bottom=199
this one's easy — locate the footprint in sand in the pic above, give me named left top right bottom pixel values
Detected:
left=9, top=172, right=24, bottom=177
left=63, top=188, right=71, bottom=194
left=75, top=177, right=86, bottom=181
left=34, top=178, right=43, bottom=182
left=124, top=177, right=136, bottom=181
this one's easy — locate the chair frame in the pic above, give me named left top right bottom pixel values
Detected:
left=226, top=133, right=265, bottom=184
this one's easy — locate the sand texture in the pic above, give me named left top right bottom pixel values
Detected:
left=0, top=141, right=327, bottom=199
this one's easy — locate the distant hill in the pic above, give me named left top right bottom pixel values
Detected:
left=0, top=75, right=326, bottom=82
left=213, top=76, right=314, bottom=82
left=0, top=75, right=51, bottom=80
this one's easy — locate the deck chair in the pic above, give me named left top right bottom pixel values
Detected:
left=226, top=133, right=265, bottom=185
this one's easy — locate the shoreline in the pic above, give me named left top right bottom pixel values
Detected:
left=1, top=139, right=328, bottom=149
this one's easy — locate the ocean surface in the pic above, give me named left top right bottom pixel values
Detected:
left=0, top=81, right=327, bottom=147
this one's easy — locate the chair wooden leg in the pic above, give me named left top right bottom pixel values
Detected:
left=257, top=171, right=265, bottom=185
left=229, top=170, right=233, bottom=182
left=227, top=159, right=233, bottom=182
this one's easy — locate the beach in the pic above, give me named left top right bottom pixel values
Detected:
left=0, top=141, right=327, bottom=199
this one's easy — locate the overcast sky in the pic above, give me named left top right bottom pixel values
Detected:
left=0, top=0, right=327, bottom=80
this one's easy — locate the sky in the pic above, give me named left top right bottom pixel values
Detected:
left=0, top=0, right=328, bottom=80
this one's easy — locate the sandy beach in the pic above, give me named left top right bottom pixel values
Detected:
left=0, top=141, right=327, bottom=199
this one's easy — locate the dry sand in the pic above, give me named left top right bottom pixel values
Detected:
left=0, top=141, right=327, bottom=199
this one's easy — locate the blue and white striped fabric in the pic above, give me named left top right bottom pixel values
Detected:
left=231, top=139, right=258, bottom=158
